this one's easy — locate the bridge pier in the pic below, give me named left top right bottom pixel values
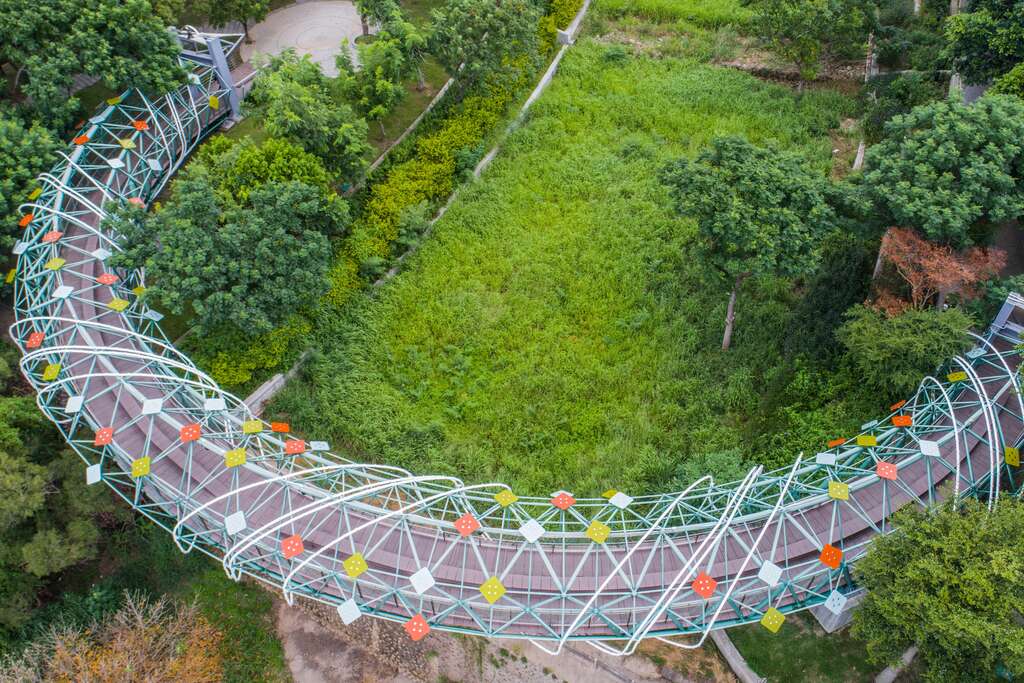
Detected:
left=809, top=591, right=864, bottom=634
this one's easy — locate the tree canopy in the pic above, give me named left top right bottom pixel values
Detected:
left=107, top=164, right=346, bottom=336
left=863, top=95, right=1024, bottom=249
left=246, top=50, right=373, bottom=181
left=944, top=0, right=1024, bottom=85
left=837, top=305, right=973, bottom=396
left=0, top=0, right=184, bottom=128
left=852, top=499, right=1024, bottom=681
left=661, top=135, right=838, bottom=349
left=428, top=0, right=542, bottom=91
left=0, top=114, right=57, bottom=251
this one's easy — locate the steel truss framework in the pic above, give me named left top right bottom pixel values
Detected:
left=10, top=37, right=1024, bottom=648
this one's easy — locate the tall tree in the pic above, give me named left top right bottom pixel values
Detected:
left=0, top=114, right=57, bottom=251
left=852, top=499, right=1024, bottom=681
left=428, top=0, right=542, bottom=92
left=202, top=0, right=270, bottom=43
left=354, top=0, right=399, bottom=36
left=751, top=0, right=871, bottom=90
left=863, top=95, right=1024, bottom=249
left=337, top=34, right=407, bottom=134
left=876, top=227, right=1005, bottom=311
left=0, top=0, right=185, bottom=128
left=106, top=170, right=345, bottom=336
left=944, top=0, right=1024, bottom=85
left=246, top=50, right=373, bottom=181
left=661, top=136, right=839, bottom=350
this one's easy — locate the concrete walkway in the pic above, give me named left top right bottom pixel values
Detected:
left=240, top=1, right=363, bottom=76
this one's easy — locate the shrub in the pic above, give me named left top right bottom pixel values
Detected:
left=991, top=62, right=1024, bottom=99
left=190, top=315, right=313, bottom=389
left=539, top=0, right=584, bottom=50
left=861, top=73, right=944, bottom=143
left=837, top=305, right=974, bottom=397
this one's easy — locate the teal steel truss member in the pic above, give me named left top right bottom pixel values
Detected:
left=10, top=30, right=1024, bottom=650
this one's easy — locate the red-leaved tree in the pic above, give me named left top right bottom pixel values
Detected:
left=875, top=227, right=1006, bottom=313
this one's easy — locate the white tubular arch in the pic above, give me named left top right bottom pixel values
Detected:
left=952, top=356, right=1000, bottom=508
left=222, top=473, right=460, bottom=581
left=281, top=480, right=506, bottom=606
left=916, top=376, right=965, bottom=500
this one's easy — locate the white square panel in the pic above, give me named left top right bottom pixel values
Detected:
left=815, top=452, right=837, bottom=466
left=92, top=248, right=111, bottom=261
left=143, top=309, right=164, bottom=322
left=823, top=590, right=848, bottom=615
left=758, top=561, right=783, bottom=587
left=609, top=492, right=633, bottom=509
left=966, top=347, right=984, bottom=359
left=519, top=519, right=545, bottom=544
left=146, top=158, right=163, bottom=172
left=337, top=598, right=361, bottom=625
left=85, top=463, right=102, bottom=485
left=920, top=440, right=940, bottom=457
left=65, top=395, right=84, bottom=413
left=410, top=567, right=435, bottom=594
left=860, top=420, right=878, bottom=431
left=225, top=510, right=247, bottom=535
left=106, top=158, right=125, bottom=169
left=11, top=241, right=27, bottom=255
left=141, top=398, right=163, bottom=415
left=204, top=397, right=227, bottom=411
left=310, top=440, right=329, bottom=451
left=53, top=285, right=73, bottom=299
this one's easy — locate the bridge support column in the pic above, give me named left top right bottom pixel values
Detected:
left=205, top=36, right=242, bottom=120
left=809, top=591, right=864, bottom=633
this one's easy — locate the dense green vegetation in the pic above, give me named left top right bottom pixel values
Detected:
left=853, top=499, right=1024, bottom=681
left=269, top=40, right=869, bottom=496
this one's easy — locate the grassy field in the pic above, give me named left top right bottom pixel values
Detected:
left=729, top=612, right=876, bottom=682
left=268, top=33, right=864, bottom=497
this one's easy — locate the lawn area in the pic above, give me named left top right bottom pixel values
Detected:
left=728, top=611, right=876, bottom=682
left=367, top=57, right=450, bottom=154
left=268, top=34, right=867, bottom=497
left=400, top=0, right=445, bottom=26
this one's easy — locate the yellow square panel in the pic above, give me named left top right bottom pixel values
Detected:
left=208, top=95, right=220, bottom=110
left=106, top=96, right=122, bottom=105
left=41, top=363, right=60, bottom=381
left=601, top=489, right=617, bottom=499
left=131, top=456, right=151, bottom=478
left=28, top=187, right=42, bottom=200
left=242, top=419, right=262, bottom=434
left=118, top=138, right=135, bottom=149
left=1006, top=447, right=1020, bottom=467
left=947, top=371, right=968, bottom=382
left=6, top=269, right=16, bottom=284
left=761, top=607, right=785, bottom=633
left=856, top=435, right=877, bottom=448
left=343, top=552, right=368, bottom=578
left=828, top=481, right=849, bottom=501
left=494, top=489, right=518, bottom=507
left=586, top=520, right=611, bottom=544
left=132, top=285, right=146, bottom=297
left=479, top=576, right=506, bottom=604
left=44, top=257, right=65, bottom=271
left=225, top=448, right=246, bottom=468
left=107, top=298, right=129, bottom=312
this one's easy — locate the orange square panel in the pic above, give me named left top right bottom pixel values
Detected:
left=284, top=439, right=306, bottom=455
left=94, top=427, right=114, bottom=446
left=281, top=534, right=304, bottom=559
left=891, top=415, right=912, bottom=427
left=551, top=492, right=575, bottom=510
left=128, top=197, right=145, bottom=208
left=404, top=614, right=430, bottom=641
left=18, top=214, right=33, bottom=228
left=454, top=513, right=480, bottom=537
left=692, top=571, right=717, bottom=600
left=132, top=120, right=149, bottom=131
left=41, top=231, right=62, bottom=243
left=180, top=423, right=202, bottom=442
left=25, top=332, right=44, bottom=349
left=819, top=544, right=843, bottom=570
left=97, top=273, right=119, bottom=285
left=827, top=437, right=845, bottom=448
left=73, top=134, right=89, bottom=145
left=876, top=461, right=898, bottom=480
left=890, top=400, right=906, bottom=411
left=271, top=422, right=290, bottom=433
